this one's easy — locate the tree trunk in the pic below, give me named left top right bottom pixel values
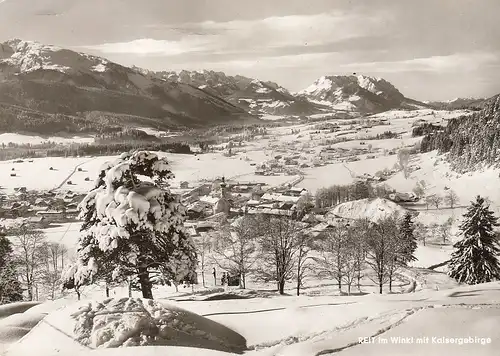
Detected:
left=379, top=281, right=383, bottom=294
left=389, top=275, right=393, bottom=293
left=278, top=278, right=286, bottom=295
left=26, top=274, right=33, bottom=301
left=240, top=272, right=246, bottom=289
left=105, top=285, right=110, bottom=298
left=296, top=263, right=301, bottom=296
left=138, top=267, right=153, bottom=299
left=128, top=279, right=132, bottom=297
left=202, top=271, right=205, bottom=287
left=347, top=284, right=351, bottom=296
left=276, top=262, right=280, bottom=292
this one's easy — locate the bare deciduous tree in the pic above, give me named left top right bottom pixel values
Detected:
left=342, top=236, right=362, bottom=296
left=397, top=149, right=411, bottom=179
left=365, top=217, right=400, bottom=294
left=427, top=194, right=443, bottom=209
left=314, top=222, right=366, bottom=295
left=9, top=224, right=46, bottom=301
left=439, top=218, right=453, bottom=244
left=350, top=219, right=369, bottom=292
left=212, top=216, right=258, bottom=289
left=414, top=222, right=428, bottom=246
left=195, top=232, right=212, bottom=287
left=444, top=190, right=459, bottom=209
left=295, top=232, right=314, bottom=296
left=314, top=225, right=349, bottom=293
left=255, top=215, right=306, bottom=295
left=39, top=242, right=67, bottom=300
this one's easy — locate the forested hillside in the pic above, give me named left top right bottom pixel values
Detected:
left=421, top=95, right=500, bottom=171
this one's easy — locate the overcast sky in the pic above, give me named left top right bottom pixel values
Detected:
left=1, top=0, right=499, bottom=101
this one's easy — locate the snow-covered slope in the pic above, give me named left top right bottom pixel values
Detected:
left=327, top=197, right=408, bottom=222
left=298, top=75, right=427, bottom=113
left=3, top=282, right=500, bottom=356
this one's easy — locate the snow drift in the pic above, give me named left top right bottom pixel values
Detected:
left=5, top=298, right=247, bottom=356
left=0, top=302, right=40, bottom=320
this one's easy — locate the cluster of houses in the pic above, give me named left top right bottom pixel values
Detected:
left=177, top=175, right=384, bottom=243
left=174, top=177, right=323, bottom=239
left=254, top=155, right=311, bottom=176
left=0, top=188, right=84, bottom=227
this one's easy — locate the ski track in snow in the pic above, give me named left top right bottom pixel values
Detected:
left=202, top=302, right=357, bottom=317
left=255, top=303, right=500, bottom=355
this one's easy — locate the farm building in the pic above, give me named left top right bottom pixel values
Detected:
left=36, top=211, right=66, bottom=222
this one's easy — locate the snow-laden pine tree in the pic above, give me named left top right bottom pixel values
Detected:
left=66, top=151, right=197, bottom=299
left=448, top=196, right=500, bottom=285
left=399, top=212, right=418, bottom=263
left=0, top=229, right=23, bottom=304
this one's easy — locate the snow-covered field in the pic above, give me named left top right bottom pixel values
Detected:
left=1, top=281, right=499, bottom=356
left=0, top=133, right=94, bottom=145
left=298, top=155, right=398, bottom=192
left=1, top=109, right=475, bottom=195
left=0, top=156, right=100, bottom=192
left=0, top=152, right=265, bottom=194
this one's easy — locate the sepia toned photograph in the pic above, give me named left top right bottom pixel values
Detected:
left=0, top=1, right=499, bottom=355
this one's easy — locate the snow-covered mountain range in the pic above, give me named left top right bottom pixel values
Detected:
left=0, top=39, right=433, bottom=135
left=157, top=69, right=322, bottom=116
left=0, top=39, right=254, bottom=133
left=160, top=71, right=429, bottom=116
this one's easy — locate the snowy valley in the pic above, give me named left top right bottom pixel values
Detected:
left=1, top=101, right=499, bottom=356
left=0, top=12, right=499, bottom=356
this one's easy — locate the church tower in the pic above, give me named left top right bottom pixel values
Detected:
left=220, top=176, right=227, bottom=197
left=214, top=176, right=230, bottom=215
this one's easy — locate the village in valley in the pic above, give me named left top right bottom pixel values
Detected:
left=1, top=2, right=500, bottom=353
left=0, top=110, right=430, bottom=250
left=0, top=108, right=476, bottom=293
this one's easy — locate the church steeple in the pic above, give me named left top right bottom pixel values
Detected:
left=214, top=176, right=230, bottom=215
left=220, top=176, right=227, bottom=197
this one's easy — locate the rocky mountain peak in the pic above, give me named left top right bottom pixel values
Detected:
left=297, top=74, right=422, bottom=113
